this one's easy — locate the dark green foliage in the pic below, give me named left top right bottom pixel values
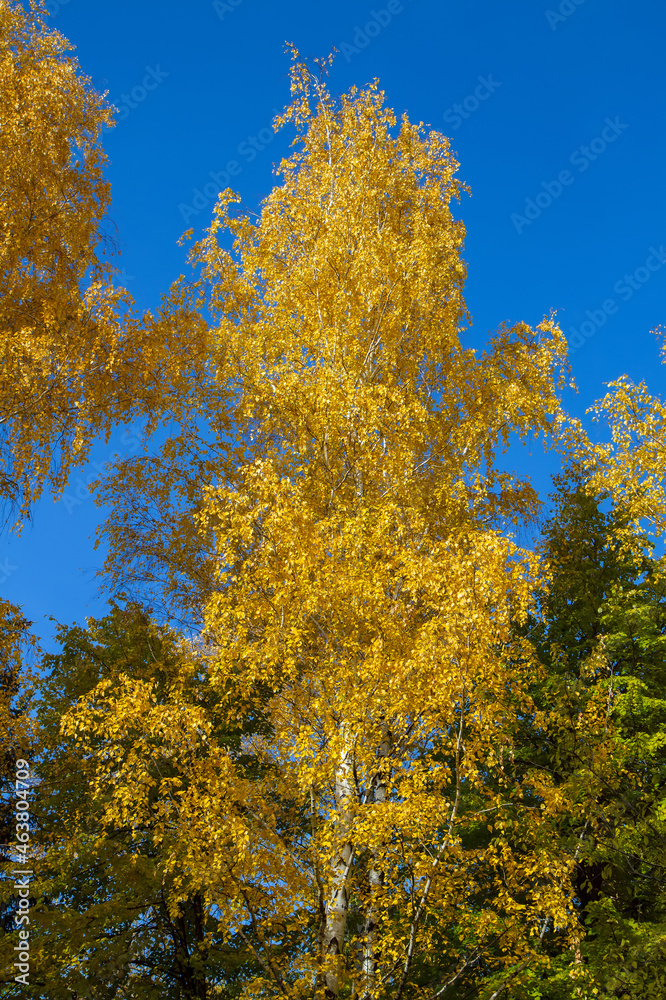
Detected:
left=521, top=478, right=666, bottom=998
left=3, top=604, right=262, bottom=1000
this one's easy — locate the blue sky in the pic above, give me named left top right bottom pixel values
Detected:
left=4, top=0, right=666, bottom=646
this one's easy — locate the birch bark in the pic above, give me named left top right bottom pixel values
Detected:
left=360, top=721, right=392, bottom=999
left=322, top=724, right=356, bottom=999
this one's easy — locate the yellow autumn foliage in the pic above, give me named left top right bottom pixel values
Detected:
left=0, top=1, right=210, bottom=521
left=59, top=54, right=594, bottom=1000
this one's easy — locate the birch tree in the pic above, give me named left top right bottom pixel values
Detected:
left=0, top=0, right=207, bottom=522
left=73, top=54, right=596, bottom=999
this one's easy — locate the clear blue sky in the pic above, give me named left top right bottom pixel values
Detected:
left=4, top=0, right=665, bottom=647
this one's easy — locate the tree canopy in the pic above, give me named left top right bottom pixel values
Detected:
left=1, top=15, right=665, bottom=1000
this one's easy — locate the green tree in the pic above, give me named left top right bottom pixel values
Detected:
left=0, top=600, right=35, bottom=957
left=2, top=604, right=274, bottom=999
left=521, top=477, right=666, bottom=997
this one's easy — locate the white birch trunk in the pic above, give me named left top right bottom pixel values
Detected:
left=361, top=721, right=392, bottom=998
left=323, top=725, right=356, bottom=999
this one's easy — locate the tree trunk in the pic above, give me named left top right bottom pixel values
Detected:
left=361, top=721, right=392, bottom=999
left=323, top=725, right=356, bottom=999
